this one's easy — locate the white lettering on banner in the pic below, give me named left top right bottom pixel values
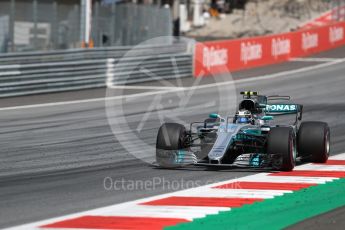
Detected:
left=272, top=38, right=291, bottom=58
left=302, top=32, right=319, bottom=50
left=203, top=46, right=228, bottom=71
left=241, top=42, right=263, bottom=64
left=329, top=26, right=344, bottom=43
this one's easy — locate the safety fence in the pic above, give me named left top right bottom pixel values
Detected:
left=0, top=0, right=172, bottom=53
left=0, top=43, right=193, bottom=97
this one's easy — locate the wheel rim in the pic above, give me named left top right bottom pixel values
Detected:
left=290, top=137, right=296, bottom=165
left=292, top=138, right=297, bottom=162
left=325, top=132, right=330, bottom=155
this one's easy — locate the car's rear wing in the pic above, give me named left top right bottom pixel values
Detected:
left=264, top=103, right=303, bottom=121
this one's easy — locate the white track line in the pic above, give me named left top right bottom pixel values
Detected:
left=85, top=205, right=228, bottom=220
left=237, top=174, right=336, bottom=184
left=296, top=164, right=345, bottom=171
left=108, top=85, right=186, bottom=90
left=0, top=89, right=180, bottom=111
left=0, top=58, right=344, bottom=111
left=190, top=58, right=345, bottom=90
left=290, top=57, right=343, bottom=62
left=174, top=188, right=290, bottom=198
left=329, top=154, right=345, bottom=160
left=6, top=153, right=345, bottom=230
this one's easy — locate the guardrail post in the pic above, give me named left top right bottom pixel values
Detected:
left=51, top=0, right=58, bottom=50
left=33, top=0, right=38, bottom=50
left=110, top=2, right=116, bottom=46
left=80, top=0, right=92, bottom=48
left=9, top=0, right=15, bottom=52
left=94, top=1, right=100, bottom=47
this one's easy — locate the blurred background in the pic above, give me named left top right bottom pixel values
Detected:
left=0, top=0, right=344, bottom=53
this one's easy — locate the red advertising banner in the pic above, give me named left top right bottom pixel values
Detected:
left=194, top=21, right=345, bottom=77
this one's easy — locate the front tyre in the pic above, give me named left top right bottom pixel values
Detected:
left=297, top=122, right=330, bottom=163
left=268, top=127, right=296, bottom=171
left=156, top=123, right=187, bottom=168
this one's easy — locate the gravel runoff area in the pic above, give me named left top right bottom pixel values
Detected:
left=187, top=0, right=334, bottom=41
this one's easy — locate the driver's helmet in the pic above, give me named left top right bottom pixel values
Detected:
left=235, top=110, right=253, bottom=124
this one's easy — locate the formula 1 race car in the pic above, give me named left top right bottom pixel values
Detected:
left=155, top=91, right=330, bottom=171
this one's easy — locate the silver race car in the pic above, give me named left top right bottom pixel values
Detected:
left=155, top=91, right=330, bottom=171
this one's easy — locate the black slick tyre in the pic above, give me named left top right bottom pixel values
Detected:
left=268, top=127, right=296, bottom=171
left=298, top=122, right=330, bottom=163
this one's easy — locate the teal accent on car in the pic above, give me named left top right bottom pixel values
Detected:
left=176, top=150, right=185, bottom=163
left=243, top=129, right=262, bottom=135
left=209, top=113, right=219, bottom=119
left=261, top=115, right=274, bottom=121
left=266, top=104, right=298, bottom=113
left=258, top=103, right=267, bottom=108
left=250, top=154, right=261, bottom=167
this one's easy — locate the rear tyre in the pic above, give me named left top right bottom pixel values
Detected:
left=297, top=122, right=330, bottom=163
left=268, top=127, right=296, bottom=171
left=156, top=123, right=187, bottom=167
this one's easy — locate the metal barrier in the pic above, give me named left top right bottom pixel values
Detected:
left=0, top=44, right=193, bottom=97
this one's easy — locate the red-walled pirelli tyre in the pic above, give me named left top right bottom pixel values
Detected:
left=156, top=123, right=187, bottom=167
left=268, top=127, right=296, bottom=171
left=298, top=122, right=330, bottom=163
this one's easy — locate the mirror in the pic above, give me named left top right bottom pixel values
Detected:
left=209, top=113, right=219, bottom=119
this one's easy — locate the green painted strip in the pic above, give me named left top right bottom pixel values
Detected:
left=166, top=178, right=345, bottom=230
